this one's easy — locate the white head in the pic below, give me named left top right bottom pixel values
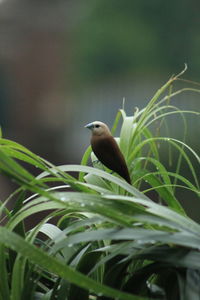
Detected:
left=85, top=121, right=111, bottom=136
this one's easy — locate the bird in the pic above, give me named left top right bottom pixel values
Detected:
left=85, top=121, right=131, bottom=184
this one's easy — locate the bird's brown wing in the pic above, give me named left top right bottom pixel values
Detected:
left=91, top=135, right=131, bottom=183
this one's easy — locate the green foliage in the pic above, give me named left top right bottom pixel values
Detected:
left=73, top=0, right=200, bottom=81
left=0, top=70, right=200, bottom=299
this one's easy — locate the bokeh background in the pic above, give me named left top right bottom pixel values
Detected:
left=0, top=0, right=199, bottom=218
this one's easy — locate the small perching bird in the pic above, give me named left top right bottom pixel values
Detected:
left=85, top=121, right=131, bottom=184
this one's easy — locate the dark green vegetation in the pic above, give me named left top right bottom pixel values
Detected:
left=0, top=70, right=200, bottom=300
left=74, top=0, right=200, bottom=82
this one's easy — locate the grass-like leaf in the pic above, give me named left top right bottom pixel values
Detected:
left=0, top=69, right=200, bottom=299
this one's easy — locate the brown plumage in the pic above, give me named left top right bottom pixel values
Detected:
left=85, top=121, right=131, bottom=184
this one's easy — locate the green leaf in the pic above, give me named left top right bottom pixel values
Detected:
left=0, top=227, right=146, bottom=300
left=0, top=244, right=10, bottom=300
left=37, top=164, right=150, bottom=200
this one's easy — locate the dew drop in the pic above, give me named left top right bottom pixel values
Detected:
left=149, top=240, right=156, bottom=244
left=80, top=203, right=85, bottom=207
left=137, top=240, right=144, bottom=245
left=68, top=243, right=73, bottom=248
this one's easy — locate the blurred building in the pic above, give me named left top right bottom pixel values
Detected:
left=0, top=0, right=79, bottom=164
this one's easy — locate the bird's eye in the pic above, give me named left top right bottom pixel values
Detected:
left=95, top=124, right=100, bottom=128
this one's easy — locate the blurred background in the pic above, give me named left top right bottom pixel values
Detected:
left=0, top=0, right=199, bottom=218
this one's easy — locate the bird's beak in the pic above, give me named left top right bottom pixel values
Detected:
left=85, top=122, right=94, bottom=130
